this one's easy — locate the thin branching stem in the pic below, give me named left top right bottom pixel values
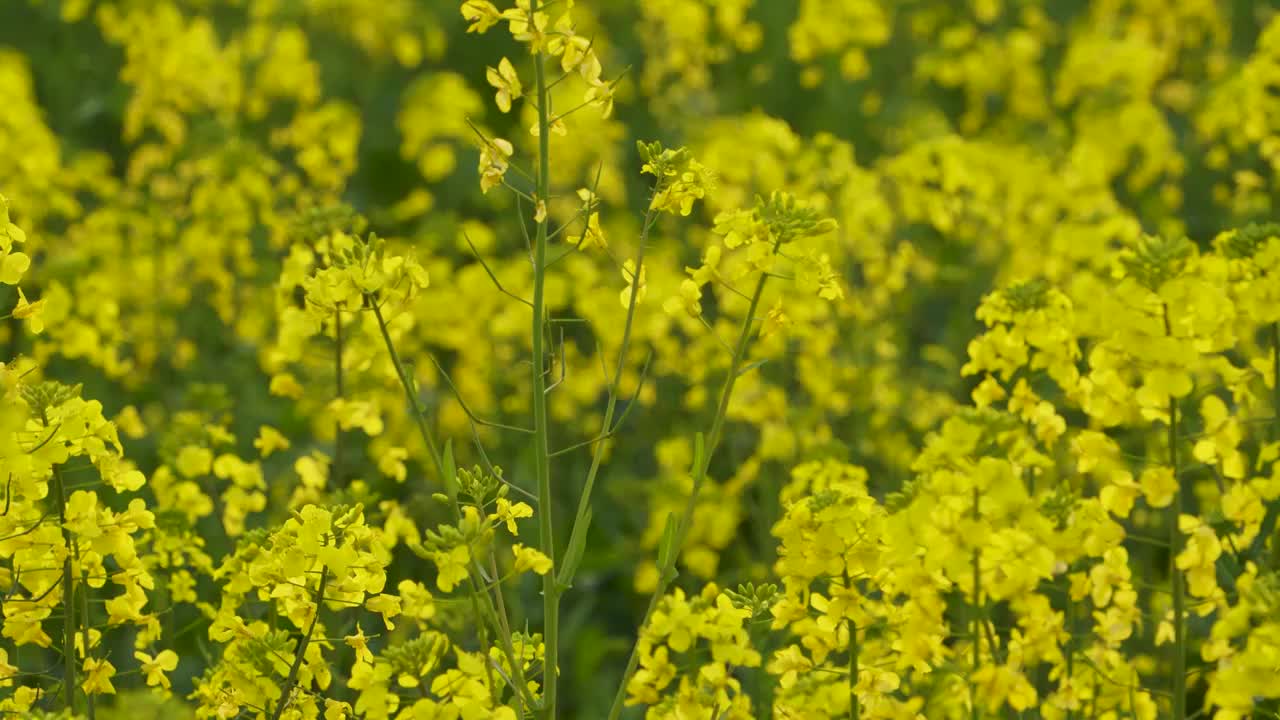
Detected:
left=607, top=246, right=776, bottom=720
left=370, top=299, right=537, bottom=710
left=270, top=566, right=329, bottom=720
left=560, top=205, right=657, bottom=590
left=371, top=300, right=444, bottom=478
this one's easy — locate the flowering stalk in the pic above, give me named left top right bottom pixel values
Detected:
left=270, top=566, right=329, bottom=720
left=607, top=250, right=774, bottom=720
left=529, top=5, right=559, bottom=715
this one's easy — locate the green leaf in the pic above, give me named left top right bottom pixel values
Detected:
left=656, top=511, right=678, bottom=572
left=692, top=431, right=705, bottom=480
left=442, top=439, right=458, bottom=502
left=736, top=359, right=768, bottom=378
left=557, top=506, right=592, bottom=590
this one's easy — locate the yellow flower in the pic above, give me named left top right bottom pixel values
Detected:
left=325, top=699, right=354, bottom=720
left=134, top=649, right=178, bottom=690
left=479, top=137, right=514, bottom=194
left=460, top=0, right=501, bottom=33
left=1176, top=515, right=1223, bottom=598
left=366, top=594, right=403, bottom=630
left=512, top=543, right=552, bottom=575
left=433, top=545, right=471, bottom=592
left=971, top=375, right=1006, bottom=408
left=175, top=445, right=214, bottom=478
left=571, top=188, right=607, bottom=250
left=270, top=372, right=306, bottom=398
left=495, top=498, right=533, bottom=535
left=346, top=624, right=374, bottom=664
left=1139, top=466, right=1178, bottom=508
left=621, top=259, right=647, bottom=308
left=64, top=490, right=102, bottom=539
left=577, top=211, right=606, bottom=250
left=759, top=300, right=789, bottom=337
left=0, top=251, right=29, bottom=286
left=1099, top=471, right=1140, bottom=518
left=585, top=79, right=615, bottom=118
left=502, top=1, right=549, bottom=52
left=81, top=657, right=116, bottom=695
left=486, top=57, right=523, bottom=113
left=114, top=405, right=147, bottom=438
left=0, top=649, right=16, bottom=683
left=766, top=645, right=813, bottom=689
left=12, top=287, right=45, bottom=334
left=253, top=425, right=291, bottom=457
left=663, top=278, right=703, bottom=318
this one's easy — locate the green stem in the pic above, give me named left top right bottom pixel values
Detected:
left=1272, top=323, right=1279, bottom=443
left=79, top=565, right=95, bottom=720
left=371, top=301, right=444, bottom=480
left=370, top=299, right=536, bottom=711
left=561, top=206, right=658, bottom=587
left=607, top=258, right=773, bottom=720
left=1164, top=305, right=1185, bottom=720
left=971, top=485, right=981, bottom=720
left=1169, top=392, right=1185, bottom=720
left=472, top=592, right=500, bottom=708
left=1065, top=586, right=1075, bottom=720
left=270, top=566, right=329, bottom=720
left=52, top=463, right=77, bottom=716
left=848, top=618, right=859, bottom=720
left=488, top=553, right=530, bottom=716
left=530, top=8, right=558, bottom=715
left=334, top=308, right=344, bottom=486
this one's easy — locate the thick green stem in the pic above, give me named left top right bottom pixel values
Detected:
left=1272, top=323, right=1280, bottom=442
left=334, top=309, right=345, bottom=485
left=1163, top=305, right=1185, bottom=720
left=971, top=485, right=981, bottom=720
left=1169, top=393, right=1185, bottom=720
left=270, top=567, right=329, bottom=720
left=607, top=262, right=773, bottom=720
left=1065, top=587, right=1075, bottom=720
left=848, top=618, right=859, bottom=720
left=52, top=463, right=76, bottom=716
left=530, top=8, right=559, bottom=715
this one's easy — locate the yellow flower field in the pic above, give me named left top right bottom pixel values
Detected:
left=2, top=1, right=1280, bottom=718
